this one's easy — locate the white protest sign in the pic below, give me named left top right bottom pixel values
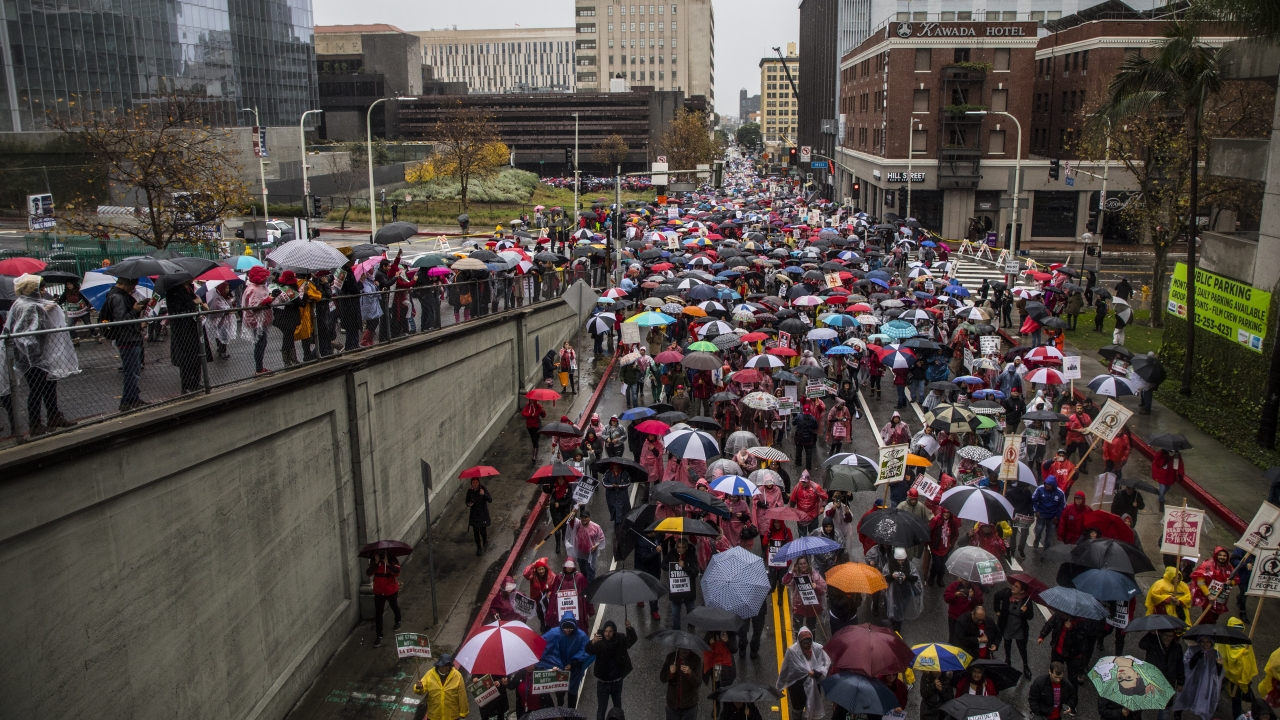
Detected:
left=556, top=590, right=580, bottom=622
left=573, top=476, right=599, bottom=505
left=768, top=539, right=788, bottom=567
left=1088, top=398, right=1134, bottom=444
left=1062, top=355, right=1082, bottom=380
left=975, top=559, right=1006, bottom=585
left=911, top=476, right=943, bottom=502
left=668, top=562, right=691, bottom=594
left=1238, top=503, right=1280, bottom=554
left=999, top=435, right=1023, bottom=482
left=532, top=669, right=570, bottom=693
left=1160, top=506, right=1206, bottom=557
left=510, top=592, right=536, bottom=620
left=795, top=576, right=820, bottom=605
left=979, top=335, right=1001, bottom=357
left=876, top=444, right=910, bottom=486
left=620, top=322, right=642, bottom=345
left=395, top=633, right=433, bottom=659
left=1107, top=599, right=1131, bottom=629
left=1247, top=546, right=1280, bottom=598
left=963, top=348, right=975, bottom=371
left=1092, top=472, right=1117, bottom=508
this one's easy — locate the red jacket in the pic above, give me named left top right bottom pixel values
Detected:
left=1103, top=433, right=1131, bottom=464
left=1065, top=412, right=1092, bottom=445
left=1151, top=451, right=1183, bottom=487
left=790, top=480, right=828, bottom=522
left=367, top=559, right=401, bottom=596
left=522, top=401, right=546, bottom=429
left=930, top=512, right=962, bottom=557
left=1058, top=493, right=1089, bottom=543
left=944, top=581, right=984, bottom=620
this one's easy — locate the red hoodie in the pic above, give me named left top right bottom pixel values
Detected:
left=1058, top=492, right=1089, bottom=544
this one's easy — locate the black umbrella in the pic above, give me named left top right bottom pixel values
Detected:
left=590, top=456, right=649, bottom=482
left=687, top=416, right=723, bottom=431
left=820, top=673, right=901, bottom=715
left=857, top=508, right=931, bottom=547
left=1070, top=538, right=1155, bottom=573
left=1117, top=477, right=1159, bottom=493
left=539, top=421, right=582, bottom=438
left=1125, top=613, right=1188, bottom=633
left=470, top=249, right=499, bottom=261
left=649, top=402, right=675, bottom=414
left=794, top=365, right=827, bottom=379
left=1041, top=316, right=1069, bottom=330
left=534, top=252, right=562, bottom=262
left=1022, top=409, right=1069, bottom=422
left=585, top=568, right=666, bottom=605
left=102, top=256, right=184, bottom=279
left=1148, top=433, right=1193, bottom=452
left=168, top=256, right=220, bottom=277
left=1099, top=344, right=1135, bottom=363
left=941, top=696, right=1021, bottom=720
left=656, top=411, right=689, bottom=425
left=710, top=392, right=740, bottom=403
left=970, top=660, right=1023, bottom=692
left=646, top=629, right=712, bottom=652
left=1023, top=301, right=1050, bottom=322
left=36, top=270, right=82, bottom=285
left=1132, top=353, right=1167, bottom=386
left=1183, top=623, right=1251, bottom=644
left=670, top=488, right=732, bottom=518
left=374, top=222, right=418, bottom=243
left=684, top=606, right=743, bottom=631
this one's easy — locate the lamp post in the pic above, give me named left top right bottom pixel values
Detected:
left=367, top=96, right=414, bottom=240
left=240, top=107, right=269, bottom=220
left=1095, top=117, right=1112, bottom=272
left=572, top=112, right=580, bottom=228
left=299, top=109, right=322, bottom=218
left=906, top=120, right=915, bottom=221
left=968, top=110, right=1022, bottom=283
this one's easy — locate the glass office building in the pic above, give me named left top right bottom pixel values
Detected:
left=0, top=0, right=318, bottom=132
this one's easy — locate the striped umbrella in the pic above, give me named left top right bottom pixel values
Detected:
left=455, top=620, right=547, bottom=676
left=1026, top=345, right=1064, bottom=363
left=586, top=315, right=616, bottom=334
left=793, top=295, right=823, bottom=307
left=1088, top=374, right=1137, bottom=397
left=940, top=486, right=1016, bottom=524
left=647, top=516, right=721, bottom=537
left=882, top=320, right=918, bottom=339
left=877, top=345, right=917, bottom=369
left=746, top=445, right=790, bottom=462
left=978, top=455, right=1037, bottom=485
left=709, top=474, right=758, bottom=497
left=1026, top=367, right=1065, bottom=385
left=700, top=546, right=771, bottom=618
left=774, top=535, right=843, bottom=563
left=698, top=300, right=727, bottom=313
left=912, top=643, right=973, bottom=672
left=746, top=354, right=785, bottom=369
left=662, top=429, right=720, bottom=460
left=925, top=405, right=978, bottom=434
left=697, top=320, right=736, bottom=337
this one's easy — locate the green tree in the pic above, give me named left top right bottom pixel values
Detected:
left=659, top=109, right=723, bottom=180
left=592, top=134, right=630, bottom=169
left=735, top=122, right=762, bottom=148
left=1097, top=19, right=1227, bottom=395
left=347, top=138, right=392, bottom=169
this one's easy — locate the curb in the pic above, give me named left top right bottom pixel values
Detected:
left=463, top=346, right=621, bottom=641
left=996, top=328, right=1247, bottom=534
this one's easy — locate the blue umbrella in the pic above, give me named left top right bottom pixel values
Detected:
left=882, top=320, right=918, bottom=339
left=826, top=345, right=855, bottom=355
left=700, top=546, right=770, bottom=618
left=1073, top=568, right=1140, bottom=602
left=81, top=270, right=154, bottom=310
left=941, top=284, right=971, bottom=296
left=620, top=407, right=656, bottom=421
left=952, top=375, right=984, bottom=385
left=820, top=673, right=901, bottom=715
left=921, top=240, right=937, bottom=247
left=867, top=269, right=892, bottom=281
left=913, top=291, right=934, bottom=300
left=775, top=535, right=843, bottom=563
left=971, top=389, right=1005, bottom=400
left=823, top=314, right=860, bottom=328
left=688, top=285, right=719, bottom=301
left=663, top=429, right=721, bottom=461
left=1039, top=586, right=1108, bottom=620
left=868, top=277, right=890, bottom=289
left=708, top=474, right=757, bottom=497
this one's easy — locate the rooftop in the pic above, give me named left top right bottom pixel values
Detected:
left=316, top=24, right=406, bottom=34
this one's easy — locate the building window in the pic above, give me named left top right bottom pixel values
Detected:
left=672, top=70, right=677, bottom=81
left=578, top=72, right=597, bottom=81
left=578, top=23, right=597, bottom=33
left=912, top=128, right=928, bottom=152
left=991, top=89, right=1007, bottom=112
left=989, top=129, right=1006, bottom=153
left=671, top=4, right=677, bottom=13
left=941, top=11, right=955, bottom=20
left=578, top=7, right=596, bottom=16
left=953, top=48, right=970, bottom=63
left=957, top=11, right=972, bottom=20
left=609, top=4, right=614, bottom=13
left=608, top=22, right=614, bottom=31
left=993, top=49, right=1010, bottom=71
left=1079, top=89, right=1087, bottom=110
left=609, top=39, right=614, bottom=47
left=913, top=89, right=929, bottom=112
left=650, top=71, right=655, bottom=80
left=1081, top=50, right=1089, bottom=71
left=915, top=48, right=931, bottom=72
left=609, top=54, right=614, bottom=63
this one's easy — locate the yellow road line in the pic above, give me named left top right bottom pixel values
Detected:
left=772, top=587, right=790, bottom=720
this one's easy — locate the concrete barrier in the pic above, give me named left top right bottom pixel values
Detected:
left=0, top=298, right=584, bottom=720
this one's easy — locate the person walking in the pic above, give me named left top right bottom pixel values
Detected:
left=775, top=626, right=831, bottom=720
left=928, top=508, right=962, bottom=587
left=587, top=619, right=638, bottom=720
left=1029, top=662, right=1077, bottom=720
left=781, top=556, right=827, bottom=632
left=665, top=536, right=699, bottom=629
left=366, top=550, right=402, bottom=647
left=1151, top=448, right=1183, bottom=511
left=413, top=655, right=469, bottom=720
left=5, top=274, right=76, bottom=432
left=1032, top=476, right=1066, bottom=555
left=600, top=461, right=632, bottom=527
left=1171, top=635, right=1224, bottom=720
left=559, top=341, right=578, bottom=395
left=660, top=648, right=703, bottom=720
left=165, top=281, right=204, bottom=393
left=99, top=276, right=150, bottom=410
left=466, top=477, right=492, bottom=556
left=792, top=409, right=820, bottom=472
left=522, top=398, right=546, bottom=462
left=994, top=578, right=1035, bottom=677
left=944, top=578, right=984, bottom=642
left=537, top=614, right=593, bottom=707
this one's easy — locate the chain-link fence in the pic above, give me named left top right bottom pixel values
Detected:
left=0, top=270, right=607, bottom=445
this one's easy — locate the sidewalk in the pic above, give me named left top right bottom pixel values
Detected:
left=283, top=332, right=612, bottom=720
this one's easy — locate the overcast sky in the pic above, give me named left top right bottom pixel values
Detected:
left=311, top=0, right=798, bottom=118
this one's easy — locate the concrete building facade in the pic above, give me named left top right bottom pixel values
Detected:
left=760, top=44, right=800, bottom=157
left=800, top=0, right=840, bottom=196
left=416, top=27, right=577, bottom=93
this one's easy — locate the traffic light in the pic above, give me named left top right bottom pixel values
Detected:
left=1049, top=159, right=1060, bottom=181
left=852, top=182, right=860, bottom=193
left=787, top=147, right=797, bottom=166
left=565, top=147, right=574, bottom=165
left=1086, top=208, right=1098, bottom=233
left=898, top=187, right=909, bottom=209
left=312, top=195, right=322, bottom=218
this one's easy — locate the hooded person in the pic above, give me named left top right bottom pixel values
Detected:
left=586, top=618, right=638, bottom=720
left=882, top=546, right=924, bottom=631
left=1145, top=566, right=1192, bottom=623
left=4, top=273, right=77, bottom=433
left=242, top=265, right=276, bottom=374
left=1057, top=491, right=1089, bottom=544
left=1216, top=616, right=1258, bottom=719
left=880, top=410, right=911, bottom=445
left=543, top=558, right=593, bottom=629
left=776, top=626, right=832, bottom=720
left=537, top=613, right=594, bottom=707
left=1172, top=634, right=1225, bottom=720
left=489, top=576, right=524, bottom=623
left=1190, top=546, right=1237, bottom=625
left=789, top=470, right=828, bottom=534
left=1258, top=646, right=1280, bottom=708
left=413, top=654, right=469, bottom=720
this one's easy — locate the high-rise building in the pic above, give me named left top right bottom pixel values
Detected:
left=759, top=43, right=799, bottom=157
left=799, top=0, right=838, bottom=195
left=574, top=1, right=715, bottom=112
left=836, top=0, right=1119, bottom=53
left=416, top=27, right=577, bottom=93
left=739, top=88, right=760, bottom=123
left=0, top=0, right=318, bottom=132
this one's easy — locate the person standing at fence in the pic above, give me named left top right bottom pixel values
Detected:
left=165, top=280, right=204, bottom=394
left=100, top=276, right=148, bottom=409
left=294, top=272, right=323, bottom=361
left=4, top=274, right=76, bottom=433
left=242, top=266, right=274, bottom=374
left=205, top=281, right=236, bottom=360
left=271, top=271, right=302, bottom=365
left=337, top=262, right=362, bottom=351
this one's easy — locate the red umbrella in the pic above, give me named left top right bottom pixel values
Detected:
left=459, top=465, right=500, bottom=480
left=358, top=540, right=413, bottom=558
left=0, top=257, right=47, bottom=276
left=654, top=350, right=685, bottom=364
left=528, top=462, right=583, bottom=483
left=740, top=332, right=770, bottom=342
left=651, top=262, right=674, bottom=272
left=525, top=388, right=561, bottom=401
left=763, top=506, right=807, bottom=522
left=196, top=266, right=241, bottom=282
left=732, top=368, right=765, bottom=384
left=767, top=347, right=798, bottom=357
left=824, top=624, right=915, bottom=676
left=1007, top=572, right=1050, bottom=598
left=635, top=419, right=671, bottom=435
left=456, top=620, right=547, bottom=676
left=1081, top=510, right=1136, bottom=544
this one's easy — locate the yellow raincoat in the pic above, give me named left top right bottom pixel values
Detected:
left=1145, top=566, right=1192, bottom=621
left=413, top=665, right=469, bottom=719
left=1257, top=647, right=1280, bottom=703
left=293, top=278, right=323, bottom=341
left=1216, top=617, right=1258, bottom=702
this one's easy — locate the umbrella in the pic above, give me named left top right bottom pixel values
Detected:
left=670, top=488, right=732, bottom=518
left=358, top=539, right=413, bottom=558
left=824, top=562, right=889, bottom=594
left=945, top=546, right=1006, bottom=583
left=710, top=391, right=741, bottom=403
left=635, top=419, right=671, bottom=435
left=774, top=536, right=843, bottom=564
left=663, top=429, right=720, bottom=461
left=940, top=486, right=1016, bottom=525
left=708, top=474, right=758, bottom=497
left=1070, top=538, right=1155, bottom=573
left=101, top=256, right=184, bottom=279
left=940, top=695, right=1021, bottom=720
left=708, top=683, right=782, bottom=703
left=912, top=643, right=974, bottom=672
left=456, top=619, right=547, bottom=676
left=1182, top=623, right=1252, bottom=644
left=540, top=421, right=582, bottom=438
left=763, top=506, right=807, bottom=523
left=373, top=221, right=418, bottom=244
left=1026, top=367, right=1065, bottom=385
left=1023, top=409, right=1069, bottom=422
left=1089, top=655, right=1176, bottom=710
left=1039, top=586, right=1108, bottom=620
left=1125, top=613, right=1188, bottom=633
left=1148, top=433, right=1193, bottom=451
left=0, top=257, right=47, bottom=276
left=586, top=568, right=666, bottom=605
left=684, top=606, right=743, bottom=631
left=825, top=624, right=916, bottom=677
left=620, top=407, right=656, bottom=421
left=1132, top=354, right=1167, bottom=385
left=688, top=416, right=723, bottom=432
left=742, top=392, right=779, bottom=410
left=528, top=462, right=583, bottom=482
left=700, top=546, right=770, bottom=618
left=926, top=405, right=978, bottom=434
left=971, top=660, right=1024, bottom=691
left=682, top=351, right=723, bottom=371
left=820, top=673, right=902, bottom=715
left=1089, top=374, right=1138, bottom=397
left=1073, top=568, right=1140, bottom=602
left=956, top=446, right=995, bottom=462
left=459, top=465, right=500, bottom=480
left=628, top=311, right=678, bottom=327
left=647, top=517, right=720, bottom=537
left=1081, top=510, right=1136, bottom=543
left=589, top=456, right=649, bottom=482
left=656, top=411, right=689, bottom=425
left=526, top=388, right=561, bottom=402
left=266, top=239, right=350, bottom=272
left=1100, top=344, right=1136, bottom=363
left=646, top=629, right=712, bottom=652
left=857, top=508, right=931, bottom=547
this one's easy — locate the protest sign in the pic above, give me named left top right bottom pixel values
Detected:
left=510, top=592, right=536, bottom=620
left=778, top=330, right=792, bottom=348
left=911, top=476, right=943, bottom=502
left=620, top=322, right=641, bottom=345
left=768, top=539, right=788, bottom=567
left=1062, top=356, right=1082, bottom=380
left=573, top=476, right=599, bottom=505
left=963, top=348, right=975, bottom=371
left=1247, top=546, right=1280, bottom=598
left=795, top=576, right=820, bottom=605
left=556, top=590, right=580, bottom=622
left=532, top=669, right=570, bottom=693
left=975, top=559, right=1006, bottom=585
left=999, top=435, right=1022, bottom=482
left=825, top=272, right=842, bottom=289
left=1238, top=503, right=1280, bottom=554
left=1107, top=600, right=1131, bottom=629
left=669, top=562, right=691, bottom=593
left=1160, top=505, right=1205, bottom=557
left=468, top=675, right=501, bottom=706
left=1087, top=399, right=1134, bottom=443
left=395, top=633, right=433, bottom=659
left=979, top=336, right=1001, bottom=357
left=876, top=444, right=910, bottom=486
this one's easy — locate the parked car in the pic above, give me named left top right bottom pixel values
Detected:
left=235, top=219, right=295, bottom=246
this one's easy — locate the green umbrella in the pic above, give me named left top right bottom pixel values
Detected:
left=687, top=341, right=720, bottom=352
left=827, top=464, right=878, bottom=493
left=1088, top=656, right=1175, bottom=711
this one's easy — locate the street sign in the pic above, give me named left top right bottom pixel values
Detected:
left=811, top=161, right=827, bottom=169
left=800, top=146, right=812, bottom=162
left=1004, top=261, right=1020, bottom=274
left=651, top=162, right=669, bottom=186
left=252, top=126, right=268, bottom=158
left=656, top=155, right=667, bottom=163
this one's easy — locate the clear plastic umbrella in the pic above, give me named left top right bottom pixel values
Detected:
left=724, top=430, right=760, bottom=455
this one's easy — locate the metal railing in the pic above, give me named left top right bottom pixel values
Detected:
left=0, top=270, right=608, bottom=445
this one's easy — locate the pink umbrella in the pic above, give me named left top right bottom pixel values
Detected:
left=353, top=256, right=382, bottom=280
left=455, top=619, right=546, bottom=676
left=427, top=266, right=452, bottom=277
left=196, top=266, right=241, bottom=282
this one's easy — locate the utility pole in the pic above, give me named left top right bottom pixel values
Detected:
left=573, top=113, right=580, bottom=228
left=240, top=107, right=268, bottom=220
left=299, top=109, right=322, bottom=219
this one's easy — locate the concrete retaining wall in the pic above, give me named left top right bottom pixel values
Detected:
left=0, top=298, right=583, bottom=720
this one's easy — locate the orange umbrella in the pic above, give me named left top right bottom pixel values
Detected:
left=906, top=454, right=933, bottom=467
left=682, top=306, right=708, bottom=317
left=825, top=562, right=889, bottom=594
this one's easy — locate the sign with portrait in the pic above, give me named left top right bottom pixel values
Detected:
left=1087, top=399, right=1134, bottom=444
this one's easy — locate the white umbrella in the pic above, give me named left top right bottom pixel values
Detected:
left=455, top=619, right=547, bottom=676
left=945, top=546, right=1006, bottom=583
left=940, top=486, right=1016, bottom=524
left=1088, top=374, right=1137, bottom=397
left=978, top=455, right=1038, bottom=485
left=266, top=239, right=350, bottom=272
left=746, top=354, right=785, bottom=369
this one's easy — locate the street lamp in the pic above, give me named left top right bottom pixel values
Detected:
left=239, top=107, right=269, bottom=220
left=299, top=109, right=322, bottom=218
left=572, top=112, right=580, bottom=227
left=967, top=110, right=1022, bottom=281
left=367, top=96, right=414, bottom=240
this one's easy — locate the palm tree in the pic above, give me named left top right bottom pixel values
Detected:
left=1097, top=19, right=1226, bottom=396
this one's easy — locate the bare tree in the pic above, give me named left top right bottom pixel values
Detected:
left=659, top=109, right=723, bottom=180
left=325, top=153, right=363, bottom=230
left=53, top=92, right=249, bottom=249
left=407, top=103, right=508, bottom=210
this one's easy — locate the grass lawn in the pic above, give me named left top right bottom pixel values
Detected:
left=1060, top=308, right=1163, bottom=358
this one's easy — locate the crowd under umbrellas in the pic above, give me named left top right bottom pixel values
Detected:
left=346, top=153, right=1278, bottom=720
